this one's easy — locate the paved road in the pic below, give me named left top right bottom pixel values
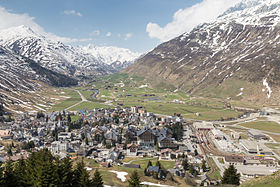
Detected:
left=65, top=90, right=87, bottom=111
left=77, top=90, right=87, bottom=102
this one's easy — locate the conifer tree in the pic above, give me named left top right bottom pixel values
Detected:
left=57, top=156, right=73, bottom=186
left=3, top=160, right=17, bottom=187
left=73, top=160, right=92, bottom=187
left=0, top=163, right=4, bottom=186
left=128, top=171, right=141, bottom=187
left=155, top=160, right=161, bottom=168
left=189, top=164, right=198, bottom=177
left=202, top=160, right=207, bottom=172
left=14, top=157, right=27, bottom=186
left=194, top=149, right=198, bottom=156
left=144, top=160, right=152, bottom=176
left=92, top=169, right=103, bottom=187
left=222, top=164, right=240, bottom=185
left=182, top=158, right=189, bottom=171
left=67, top=114, right=71, bottom=123
left=25, top=149, right=58, bottom=186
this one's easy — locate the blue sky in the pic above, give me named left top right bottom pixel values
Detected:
left=0, top=0, right=238, bottom=52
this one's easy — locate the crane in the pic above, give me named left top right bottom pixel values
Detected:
left=78, top=109, right=86, bottom=130
left=78, top=109, right=87, bottom=146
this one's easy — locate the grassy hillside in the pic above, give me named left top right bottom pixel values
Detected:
left=240, top=171, right=280, bottom=187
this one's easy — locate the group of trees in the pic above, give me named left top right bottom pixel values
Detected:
left=167, top=122, right=184, bottom=141
left=0, top=149, right=103, bottom=187
left=0, top=104, right=4, bottom=116
left=182, top=158, right=199, bottom=177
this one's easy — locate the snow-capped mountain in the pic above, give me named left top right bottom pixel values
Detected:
left=125, top=0, right=280, bottom=104
left=81, top=44, right=141, bottom=71
left=0, top=25, right=115, bottom=77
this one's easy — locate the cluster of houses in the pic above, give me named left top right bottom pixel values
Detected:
left=0, top=106, right=191, bottom=164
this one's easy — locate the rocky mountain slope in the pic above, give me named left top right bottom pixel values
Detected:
left=0, top=46, right=77, bottom=113
left=125, top=0, right=280, bottom=104
left=81, top=44, right=141, bottom=71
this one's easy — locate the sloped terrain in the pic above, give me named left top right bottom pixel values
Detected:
left=240, top=171, right=280, bottom=187
left=125, top=0, right=280, bottom=104
left=0, top=47, right=77, bottom=113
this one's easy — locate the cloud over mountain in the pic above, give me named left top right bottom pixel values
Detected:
left=146, top=0, right=240, bottom=42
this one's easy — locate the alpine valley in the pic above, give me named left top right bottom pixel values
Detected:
left=0, top=25, right=141, bottom=112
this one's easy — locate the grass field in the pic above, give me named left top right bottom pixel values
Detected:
left=267, top=133, right=280, bottom=142
left=239, top=121, right=280, bottom=133
left=217, top=158, right=225, bottom=164
left=240, top=171, right=280, bottom=187
left=48, top=73, right=245, bottom=121
left=81, top=157, right=180, bottom=187
left=49, top=89, right=81, bottom=111
left=69, top=101, right=111, bottom=111
left=207, top=157, right=222, bottom=180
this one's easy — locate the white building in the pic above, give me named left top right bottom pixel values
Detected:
left=51, top=141, right=69, bottom=154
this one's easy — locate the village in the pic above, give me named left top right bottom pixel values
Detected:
left=0, top=105, right=279, bottom=186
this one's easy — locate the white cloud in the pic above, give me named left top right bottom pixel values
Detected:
left=124, top=33, right=132, bottom=40
left=63, top=10, right=82, bottom=17
left=89, top=30, right=100, bottom=36
left=117, top=34, right=121, bottom=38
left=146, top=0, right=241, bottom=42
left=0, top=7, right=43, bottom=33
left=106, top=32, right=112, bottom=37
left=0, top=6, right=91, bottom=43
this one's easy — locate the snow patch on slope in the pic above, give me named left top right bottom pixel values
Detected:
left=263, top=78, right=272, bottom=98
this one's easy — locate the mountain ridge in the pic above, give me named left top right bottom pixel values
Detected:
left=125, top=0, right=280, bottom=104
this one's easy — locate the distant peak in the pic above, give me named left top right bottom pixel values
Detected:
left=0, top=25, right=44, bottom=40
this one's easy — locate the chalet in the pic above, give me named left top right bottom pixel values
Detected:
left=146, top=166, right=166, bottom=179
left=158, top=136, right=177, bottom=149
left=137, top=127, right=156, bottom=147
left=126, top=143, right=138, bottom=156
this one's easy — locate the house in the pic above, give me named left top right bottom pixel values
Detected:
left=137, top=127, right=156, bottom=147
left=158, top=136, right=177, bottom=149
left=146, top=166, right=166, bottom=179
left=224, top=156, right=244, bottom=165
left=105, top=130, right=118, bottom=141
left=0, top=129, right=12, bottom=140
left=58, top=132, right=72, bottom=140
left=126, top=143, right=138, bottom=156
left=147, top=166, right=159, bottom=173
left=160, top=148, right=175, bottom=160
